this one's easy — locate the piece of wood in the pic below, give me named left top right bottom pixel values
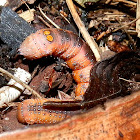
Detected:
left=0, top=7, right=36, bottom=56
left=0, top=90, right=140, bottom=140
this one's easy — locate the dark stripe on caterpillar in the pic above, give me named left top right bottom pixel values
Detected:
left=19, top=28, right=96, bottom=96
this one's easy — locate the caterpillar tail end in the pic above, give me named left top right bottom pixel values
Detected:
left=17, top=102, right=26, bottom=124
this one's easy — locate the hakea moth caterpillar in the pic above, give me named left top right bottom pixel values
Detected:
left=17, top=28, right=96, bottom=124
left=19, top=28, right=96, bottom=96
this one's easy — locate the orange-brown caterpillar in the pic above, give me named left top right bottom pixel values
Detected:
left=18, top=28, right=96, bottom=124
left=17, top=98, right=72, bottom=124
left=19, top=28, right=96, bottom=96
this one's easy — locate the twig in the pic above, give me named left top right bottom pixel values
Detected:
left=38, top=4, right=60, bottom=29
left=0, top=67, right=42, bottom=98
left=66, top=0, right=101, bottom=61
left=31, top=65, right=40, bottom=79
left=113, top=0, right=136, bottom=6
left=38, top=16, right=52, bottom=28
left=1, top=102, right=19, bottom=108
left=112, top=17, right=140, bottom=32
left=119, top=77, right=140, bottom=85
left=116, top=19, right=135, bottom=46
left=21, top=0, right=31, bottom=13
left=136, top=0, right=140, bottom=37
left=60, top=12, right=70, bottom=24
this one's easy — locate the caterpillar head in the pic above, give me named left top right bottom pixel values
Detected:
left=19, top=29, right=53, bottom=60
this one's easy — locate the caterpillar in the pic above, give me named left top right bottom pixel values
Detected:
left=17, top=28, right=96, bottom=124
left=19, top=28, right=96, bottom=96
left=17, top=98, right=73, bottom=124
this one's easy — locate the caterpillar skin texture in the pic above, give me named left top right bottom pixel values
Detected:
left=17, top=98, right=71, bottom=124
left=19, top=28, right=96, bottom=96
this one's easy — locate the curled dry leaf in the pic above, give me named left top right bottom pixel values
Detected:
left=84, top=51, right=140, bottom=108
left=0, top=68, right=31, bottom=107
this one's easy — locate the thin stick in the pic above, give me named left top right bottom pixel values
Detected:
left=60, top=12, right=70, bottom=24
left=38, top=16, right=52, bottom=28
left=31, top=65, right=40, bottom=79
left=0, top=67, right=42, bottom=98
left=38, top=4, right=60, bottom=29
left=116, top=19, right=135, bottom=45
left=136, top=0, right=140, bottom=37
left=113, top=0, right=136, bottom=6
left=21, top=0, right=31, bottom=13
left=66, top=0, right=101, bottom=61
left=119, top=77, right=140, bottom=85
left=1, top=102, right=19, bottom=108
left=112, top=17, right=140, bottom=32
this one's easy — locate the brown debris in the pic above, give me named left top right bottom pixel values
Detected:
left=29, top=63, right=73, bottom=98
left=136, top=0, right=140, bottom=37
left=107, top=40, right=131, bottom=53
left=5, top=0, right=36, bottom=10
